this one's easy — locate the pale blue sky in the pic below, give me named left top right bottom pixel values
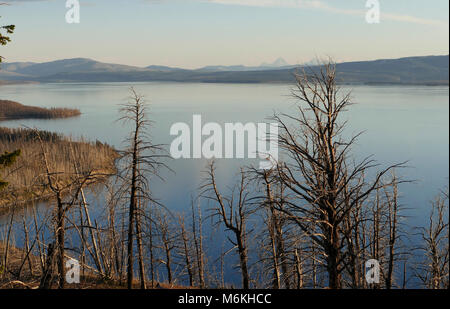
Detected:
left=1, top=0, right=448, bottom=68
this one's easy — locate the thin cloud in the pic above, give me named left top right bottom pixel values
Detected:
left=205, top=0, right=448, bottom=27
left=207, top=0, right=326, bottom=9
left=144, top=0, right=319, bottom=5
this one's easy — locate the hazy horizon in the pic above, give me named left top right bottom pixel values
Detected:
left=4, top=53, right=449, bottom=70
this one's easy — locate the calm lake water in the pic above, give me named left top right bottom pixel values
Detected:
left=1, top=82, right=448, bottom=220
left=0, top=82, right=448, bottom=285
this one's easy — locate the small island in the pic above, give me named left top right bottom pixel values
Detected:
left=0, top=99, right=81, bottom=120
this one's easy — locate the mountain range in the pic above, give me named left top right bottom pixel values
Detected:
left=0, top=55, right=448, bottom=85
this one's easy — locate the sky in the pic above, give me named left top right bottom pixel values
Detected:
left=0, top=0, right=448, bottom=68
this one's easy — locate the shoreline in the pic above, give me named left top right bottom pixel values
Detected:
left=0, top=170, right=115, bottom=216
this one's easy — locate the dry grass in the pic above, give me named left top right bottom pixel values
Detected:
left=0, top=243, right=191, bottom=289
left=0, top=127, right=118, bottom=210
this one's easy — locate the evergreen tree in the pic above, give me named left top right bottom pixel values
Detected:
left=0, top=14, right=15, bottom=63
left=0, top=149, right=20, bottom=190
left=0, top=12, right=19, bottom=190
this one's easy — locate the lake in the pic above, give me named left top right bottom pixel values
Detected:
left=0, top=82, right=448, bottom=285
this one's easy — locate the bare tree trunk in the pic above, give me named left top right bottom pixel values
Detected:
left=124, top=91, right=142, bottom=289
left=56, top=190, right=66, bottom=289
left=326, top=224, right=342, bottom=289
left=39, top=243, right=56, bottom=289
left=385, top=179, right=399, bottom=289
left=119, top=88, right=169, bottom=289
left=148, top=210, right=155, bottom=288
left=80, top=188, right=104, bottom=277
left=33, top=206, right=45, bottom=272
left=126, top=144, right=138, bottom=289
left=135, top=199, right=146, bottom=289
left=2, top=207, right=15, bottom=275
left=312, top=241, right=317, bottom=288
left=236, top=229, right=250, bottom=289
left=180, top=216, right=194, bottom=287
left=159, top=214, right=173, bottom=284
left=204, top=163, right=251, bottom=289
left=269, top=218, right=281, bottom=289
left=295, top=248, right=304, bottom=289
left=192, top=200, right=205, bottom=288
left=22, top=217, right=33, bottom=277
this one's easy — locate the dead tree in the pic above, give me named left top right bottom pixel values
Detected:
left=34, top=129, right=102, bottom=289
left=39, top=243, right=56, bottom=289
left=70, top=146, right=105, bottom=278
left=294, top=248, right=304, bottom=288
left=104, top=180, right=126, bottom=281
left=118, top=87, right=168, bottom=289
left=179, top=215, right=194, bottom=286
left=40, top=139, right=65, bottom=288
left=135, top=197, right=147, bottom=289
left=417, top=189, right=449, bottom=289
left=203, top=162, right=253, bottom=289
left=156, top=211, right=176, bottom=285
left=357, top=174, right=408, bottom=289
left=191, top=199, right=205, bottom=288
left=251, top=168, right=293, bottom=289
left=384, top=176, right=401, bottom=289
left=35, top=131, right=68, bottom=289
left=272, top=62, right=404, bottom=288
left=1, top=200, right=15, bottom=277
